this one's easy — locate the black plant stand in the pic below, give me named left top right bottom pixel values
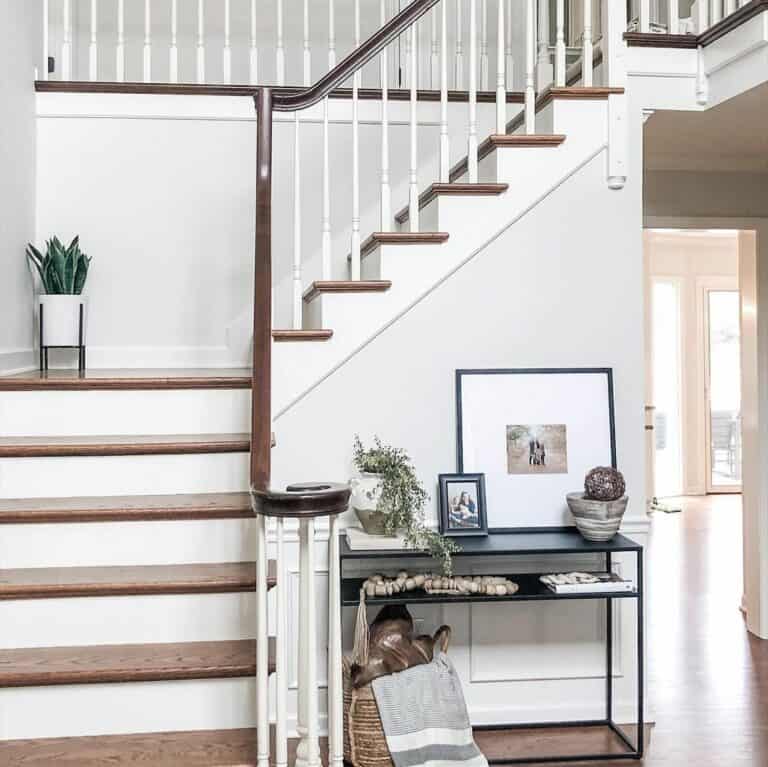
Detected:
left=339, top=529, right=644, bottom=764
left=39, top=301, right=86, bottom=374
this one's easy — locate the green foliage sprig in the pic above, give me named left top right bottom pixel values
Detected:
left=353, top=435, right=460, bottom=575
left=26, top=236, right=92, bottom=295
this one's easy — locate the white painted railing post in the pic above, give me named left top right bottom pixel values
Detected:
left=197, top=0, right=206, bottom=84
left=668, top=0, right=679, bottom=34
left=255, top=514, right=269, bottom=767
left=431, top=9, right=439, bottom=89
left=455, top=0, right=464, bottom=89
left=537, top=0, right=552, bottom=90
left=496, top=0, right=506, bottom=135
left=380, top=0, right=392, bottom=230
left=583, top=0, right=593, bottom=86
left=62, top=0, right=72, bottom=80
left=555, top=0, right=566, bottom=87
left=42, top=0, right=49, bottom=81
left=440, top=0, right=450, bottom=182
left=480, top=0, right=489, bottom=90
left=250, top=0, right=259, bottom=85
left=505, top=0, right=514, bottom=88
left=602, top=0, right=628, bottom=190
left=322, top=0, right=335, bottom=276
left=329, top=0, right=336, bottom=69
left=712, top=0, right=723, bottom=25
left=277, top=0, right=285, bottom=86
left=525, top=0, right=536, bottom=134
left=468, top=0, right=479, bottom=181
left=169, top=0, right=178, bottom=83
left=293, top=114, right=303, bottom=330
left=143, top=0, right=152, bottom=83
left=223, top=0, right=232, bottom=84
left=639, top=0, right=650, bottom=33
left=275, top=518, right=288, bottom=767
left=695, top=0, right=710, bottom=34
left=725, top=1, right=737, bottom=17
left=350, top=0, right=362, bottom=280
left=327, top=514, right=344, bottom=767
left=303, top=0, right=311, bottom=86
left=408, top=21, right=420, bottom=230
left=88, top=0, right=98, bottom=81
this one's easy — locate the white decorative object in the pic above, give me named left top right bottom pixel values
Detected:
left=360, top=571, right=519, bottom=597
left=350, top=473, right=388, bottom=534
left=39, top=295, right=86, bottom=347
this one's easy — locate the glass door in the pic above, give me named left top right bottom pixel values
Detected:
left=706, top=290, right=742, bottom=492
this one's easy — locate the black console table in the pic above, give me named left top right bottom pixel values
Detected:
left=340, top=529, right=644, bottom=764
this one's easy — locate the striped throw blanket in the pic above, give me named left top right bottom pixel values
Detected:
left=371, top=651, right=488, bottom=767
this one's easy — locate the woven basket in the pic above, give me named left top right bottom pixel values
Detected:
left=342, top=595, right=451, bottom=767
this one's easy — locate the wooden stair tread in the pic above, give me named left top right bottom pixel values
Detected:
left=0, top=639, right=274, bottom=687
left=0, top=492, right=253, bottom=523
left=0, top=561, right=276, bottom=600
left=0, top=369, right=251, bottom=391
left=303, top=280, right=392, bottom=303
left=0, top=433, right=251, bottom=458
left=395, top=184, right=507, bottom=224
left=359, top=231, right=450, bottom=257
left=272, top=329, right=333, bottom=342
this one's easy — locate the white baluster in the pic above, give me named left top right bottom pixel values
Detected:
left=480, top=0, right=489, bottom=90
left=601, top=0, right=628, bottom=189
left=525, top=0, right=535, bottom=134
left=329, top=0, right=336, bottom=69
left=275, top=518, right=288, bottom=767
left=537, top=0, right=552, bottom=89
left=322, top=98, right=332, bottom=278
left=455, top=0, right=464, bottom=89
left=350, top=0, right=361, bottom=279
left=583, top=0, right=593, bottom=86
left=712, top=0, right=723, bottom=24
left=42, top=0, right=49, bottom=80
left=668, top=0, right=679, bottom=34
left=430, top=9, right=439, bottom=89
left=255, top=514, right=269, bottom=767
left=380, top=0, right=392, bottom=230
left=327, top=514, right=343, bottom=767
left=403, top=19, right=412, bottom=87
left=303, top=0, right=311, bottom=86
left=277, top=0, right=285, bottom=85
left=505, top=0, right=514, bottom=88
left=555, top=0, right=565, bottom=87
left=725, top=0, right=736, bottom=17
left=640, top=0, right=650, bottom=32
left=88, top=0, right=97, bottom=81
left=293, top=115, right=302, bottom=330
left=197, top=0, right=206, bottom=84
left=143, top=0, right=152, bottom=83
left=249, top=0, right=258, bottom=84
left=496, top=0, right=506, bottom=134
left=62, top=0, right=72, bottom=80
left=695, top=0, right=710, bottom=34
left=408, top=22, right=420, bottom=230
left=169, top=0, right=178, bottom=83
left=223, top=0, right=232, bottom=84
left=440, top=0, right=450, bottom=182
left=467, top=0, right=478, bottom=181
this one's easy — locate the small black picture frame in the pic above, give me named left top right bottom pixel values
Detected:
left=438, top=473, right=488, bottom=537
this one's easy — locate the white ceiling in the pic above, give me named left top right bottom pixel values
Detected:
left=644, top=82, right=768, bottom=173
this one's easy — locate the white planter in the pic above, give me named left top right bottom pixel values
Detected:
left=39, top=295, right=87, bottom=347
left=350, top=472, right=392, bottom=536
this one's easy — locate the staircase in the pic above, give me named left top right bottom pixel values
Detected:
left=0, top=0, right=634, bottom=764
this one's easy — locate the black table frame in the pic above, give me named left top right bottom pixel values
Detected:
left=340, top=528, right=644, bottom=764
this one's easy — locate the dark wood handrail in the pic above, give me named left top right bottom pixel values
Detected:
left=251, top=0, right=444, bottom=501
left=271, top=0, right=442, bottom=112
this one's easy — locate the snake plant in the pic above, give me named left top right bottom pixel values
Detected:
left=26, top=236, right=92, bottom=295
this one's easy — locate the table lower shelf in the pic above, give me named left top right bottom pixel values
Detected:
left=341, top=572, right=638, bottom=607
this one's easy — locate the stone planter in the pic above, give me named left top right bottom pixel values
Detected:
left=566, top=492, right=629, bottom=542
left=350, top=472, right=393, bottom=536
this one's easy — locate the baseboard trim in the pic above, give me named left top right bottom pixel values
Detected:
left=0, top=349, right=35, bottom=376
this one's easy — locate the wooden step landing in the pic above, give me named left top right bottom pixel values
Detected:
left=359, top=231, right=450, bottom=257
left=0, top=561, right=276, bottom=600
left=303, top=280, right=392, bottom=303
left=0, top=368, right=251, bottom=391
left=395, top=184, right=508, bottom=224
left=0, top=492, right=253, bottom=524
left=0, top=639, right=274, bottom=687
left=0, top=433, right=250, bottom=458
left=272, top=329, right=334, bottom=342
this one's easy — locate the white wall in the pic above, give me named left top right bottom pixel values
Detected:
left=0, top=1, right=42, bottom=374
left=645, top=229, right=740, bottom=496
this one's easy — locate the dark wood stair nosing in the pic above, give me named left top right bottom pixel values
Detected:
left=394, top=184, right=508, bottom=224
left=272, top=329, right=334, bottom=342
left=358, top=231, right=451, bottom=259
left=302, top=280, right=392, bottom=303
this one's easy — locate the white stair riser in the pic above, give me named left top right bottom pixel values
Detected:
left=0, top=593, right=256, bottom=648
left=0, top=390, right=250, bottom=437
left=0, top=519, right=256, bottom=568
left=0, top=453, right=249, bottom=499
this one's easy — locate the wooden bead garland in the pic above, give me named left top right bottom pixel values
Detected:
left=362, top=571, right=519, bottom=598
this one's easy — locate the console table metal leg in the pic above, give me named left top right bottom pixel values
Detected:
left=606, top=553, right=614, bottom=723
left=637, top=547, right=645, bottom=757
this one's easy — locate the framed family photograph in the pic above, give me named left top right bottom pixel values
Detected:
left=456, top=368, right=617, bottom=529
left=438, top=473, right=488, bottom=537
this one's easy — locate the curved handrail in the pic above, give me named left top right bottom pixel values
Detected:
left=270, top=0, right=442, bottom=112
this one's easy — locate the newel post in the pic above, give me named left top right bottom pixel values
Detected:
left=601, top=0, right=628, bottom=190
